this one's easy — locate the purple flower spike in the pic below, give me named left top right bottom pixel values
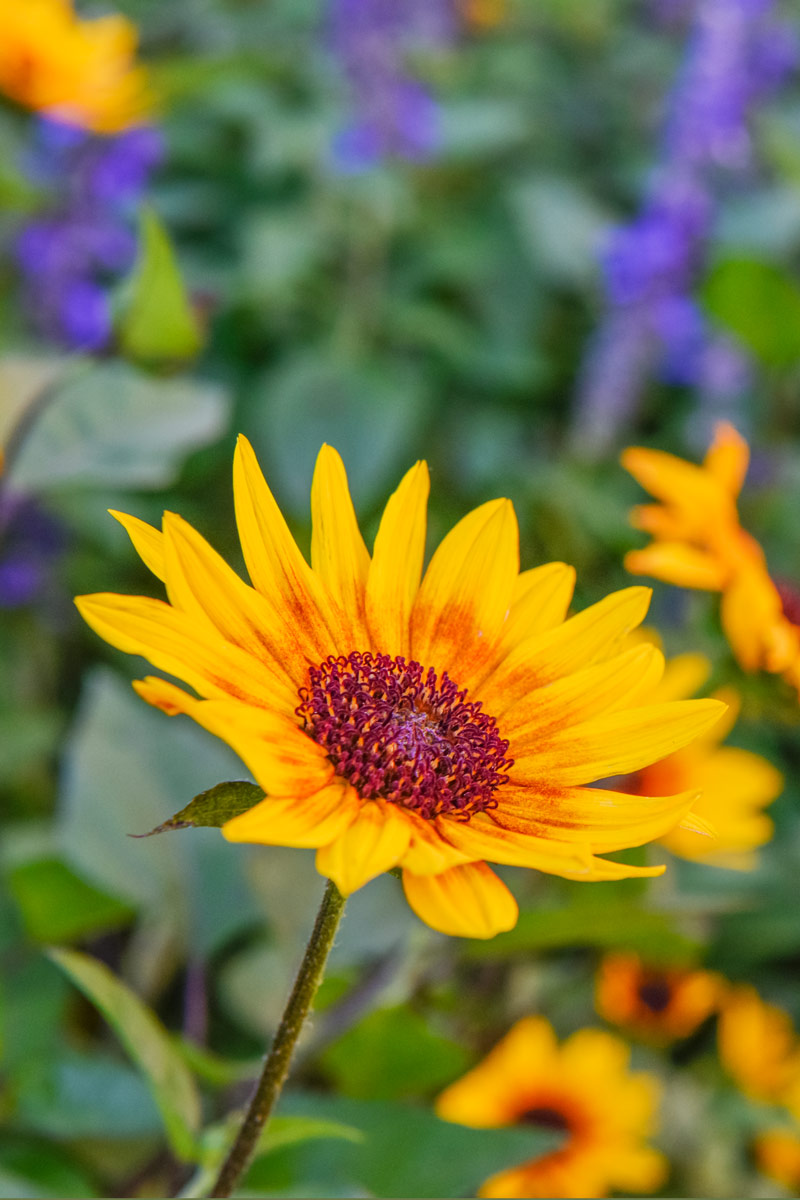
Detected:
left=572, top=0, right=798, bottom=454
left=15, top=117, right=163, bottom=352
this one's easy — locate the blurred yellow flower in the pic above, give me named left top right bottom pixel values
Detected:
left=0, top=0, right=151, bottom=133
left=634, top=652, right=782, bottom=870
left=718, top=986, right=800, bottom=1106
left=595, top=952, right=725, bottom=1044
left=755, top=1127, right=800, bottom=1192
left=76, top=439, right=725, bottom=939
left=436, top=1016, right=667, bottom=1198
left=622, top=423, right=800, bottom=694
left=461, top=0, right=506, bottom=29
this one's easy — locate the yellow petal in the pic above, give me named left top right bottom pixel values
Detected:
left=621, top=445, right=732, bottom=517
left=398, top=808, right=475, bottom=874
left=310, top=445, right=370, bottom=628
left=366, top=460, right=429, bottom=658
left=232, top=435, right=348, bottom=658
left=109, top=510, right=165, bottom=580
left=490, top=784, right=701, bottom=852
left=76, top=592, right=277, bottom=707
left=133, top=677, right=333, bottom=798
left=512, top=698, right=727, bottom=787
left=161, top=511, right=304, bottom=703
left=506, top=644, right=664, bottom=742
left=624, top=543, right=729, bottom=590
left=478, top=587, right=652, bottom=716
left=500, top=562, right=576, bottom=648
left=402, top=861, right=518, bottom=938
left=703, top=421, right=750, bottom=497
left=223, top=781, right=360, bottom=848
left=411, top=499, right=519, bottom=683
left=316, top=800, right=412, bottom=895
left=650, top=652, right=711, bottom=703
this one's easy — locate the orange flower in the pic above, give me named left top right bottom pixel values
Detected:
left=595, top=952, right=724, bottom=1044
left=75, top=439, right=726, bottom=940
left=436, top=1016, right=667, bottom=1198
left=622, top=423, right=800, bottom=692
left=634, top=652, right=781, bottom=870
left=718, top=986, right=800, bottom=1107
left=0, top=0, right=151, bottom=133
left=754, top=1127, right=800, bottom=1192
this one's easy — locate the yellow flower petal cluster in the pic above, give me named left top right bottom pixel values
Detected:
left=436, top=1016, right=666, bottom=1198
left=754, top=1127, right=800, bottom=1192
left=622, top=422, right=800, bottom=695
left=595, top=952, right=725, bottom=1044
left=77, top=439, right=726, bottom=940
left=718, top=986, right=800, bottom=1112
left=0, top=0, right=151, bottom=133
left=632, top=652, right=781, bottom=870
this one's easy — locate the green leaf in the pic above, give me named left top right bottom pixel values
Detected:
left=134, top=781, right=264, bottom=837
left=261, top=1115, right=364, bottom=1154
left=47, top=948, right=202, bottom=1161
left=6, top=363, right=228, bottom=493
left=702, top=258, right=800, bottom=367
left=320, top=1007, right=470, bottom=1101
left=464, top=901, right=699, bottom=963
left=6, top=858, right=133, bottom=943
left=116, top=207, right=203, bottom=365
left=247, top=1093, right=563, bottom=1199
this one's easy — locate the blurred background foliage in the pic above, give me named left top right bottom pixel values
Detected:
left=2, top=0, right=800, bottom=1196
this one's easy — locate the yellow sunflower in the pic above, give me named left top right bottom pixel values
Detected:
left=630, top=652, right=781, bottom=870
left=76, top=439, right=725, bottom=939
left=718, top=986, right=800, bottom=1106
left=595, top=952, right=724, bottom=1044
left=755, top=1127, right=800, bottom=1192
left=436, top=1016, right=666, bottom=1198
left=0, top=0, right=151, bottom=133
left=622, top=423, right=800, bottom=691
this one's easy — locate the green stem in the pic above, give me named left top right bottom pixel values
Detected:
left=207, top=879, right=346, bottom=1198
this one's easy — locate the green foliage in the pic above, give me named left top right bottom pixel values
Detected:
left=138, top=781, right=265, bottom=836
left=702, top=258, right=800, bottom=367
left=6, top=859, right=133, bottom=944
left=47, top=949, right=201, bottom=1160
left=115, top=207, right=204, bottom=366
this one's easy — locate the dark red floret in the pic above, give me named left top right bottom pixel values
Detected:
left=296, top=651, right=513, bottom=820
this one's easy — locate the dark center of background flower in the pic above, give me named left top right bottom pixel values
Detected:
left=296, top=650, right=512, bottom=819
left=519, top=1105, right=572, bottom=1133
left=638, top=978, right=673, bottom=1013
left=776, top=580, right=800, bottom=629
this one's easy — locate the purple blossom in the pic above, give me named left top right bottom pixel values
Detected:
left=328, top=0, right=456, bottom=171
left=0, top=492, right=65, bottom=609
left=15, top=118, right=164, bottom=352
left=572, top=0, right=797, bottom=454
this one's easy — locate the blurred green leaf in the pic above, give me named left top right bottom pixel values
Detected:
left=465, top=901, right=699, bottom=962
left=702, top=258, right=800, bottom=367
left=0, top=1141, right=96, bottom=1199
left=116, top=207, right=203, bottom=366
left=6, top=858, right=133, bottom=944
left=48, top=948, right=201, bottom=1160
left=249, top=1093, right=562, bottom=1199
left=321, top=1007, right=470, bottom=1101
left=6, top=364, right=228, bottom=493
left=14, top=1050, right=163, bottom=1141
left=136, top=781, right=264, bottom=837
left=262, top=1115, right=364, bottom=1153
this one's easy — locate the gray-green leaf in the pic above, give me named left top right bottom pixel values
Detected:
left=134, top=781, right=265, bottom=837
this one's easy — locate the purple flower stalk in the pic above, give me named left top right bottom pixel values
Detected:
left=15, top=118, right=164, bottom=352
left=0, top=492, right=65, bottom=609
left=572, top=0, right=797, bottom=454
left=328, top=0, right=457, bottom=171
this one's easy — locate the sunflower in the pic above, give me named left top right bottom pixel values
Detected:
left=629, top=651, right=781, bottom=870
left=0, top=0, right=151, bottom=133
left=718, top=986, right=800, bottom=1106
left=595, top=952, right=724, bottom=1044
left=622, top=423, right=800, bottom=691
left=435, top=1016, right=666, bottom=1198
left=76, top=439, right=725, bottom=939
left=754, top=1127, right=800, bottom=1192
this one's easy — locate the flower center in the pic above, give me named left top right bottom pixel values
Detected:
left=520, top=1105, right=572, bottom=1133
left=638, top=978, right=673, bottom=1014
left=296, top=651, right=513, bottom=820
